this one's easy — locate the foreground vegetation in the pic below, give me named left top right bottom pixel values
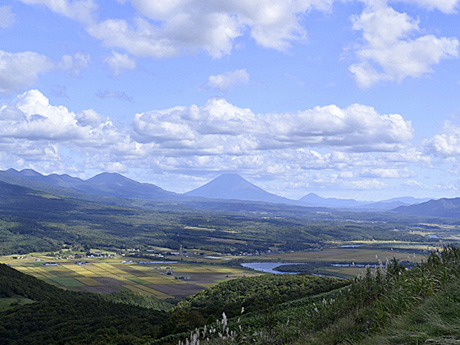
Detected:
left=1, top=246, right=459, bottom=344
left=174, top=245, right=460, bottom=345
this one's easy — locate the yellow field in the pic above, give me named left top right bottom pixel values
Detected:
left=184, top=226, right=216, bottom=232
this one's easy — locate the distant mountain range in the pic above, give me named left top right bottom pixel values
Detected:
left=298, top=193, right=366, bottom=208
left=0, top=168, right=182, bottom=203
left=0, top=168, right=457, bottom=217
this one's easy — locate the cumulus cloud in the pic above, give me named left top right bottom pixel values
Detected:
left=424, top=121, right=460, bottom=156
left=104, top=51, right=137, bottom=76
left=350, top=1, right=459, bottom=87
left=0, top=91, right=426, bottom=197
left=208, top=69, right=249, bottom=91
left=0, top=140, right=61, bottom=162
left=0, top=51, right=54, bottom=93
left=28, top=0, right=333, bottom=58
left=0, top=6, right=16, bottom=28
left=0, top=50, right=90, bottom=93
left=0, top=90, right=119, bottom=145
left=133, top=98, right=414, bottom=154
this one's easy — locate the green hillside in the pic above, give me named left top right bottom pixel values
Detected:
left=0, top=263, right=168, bottom=345
left=2, top=246, right=460, bottom=344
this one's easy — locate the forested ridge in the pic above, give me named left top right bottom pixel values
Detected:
left=177, top=274, right=348, bottom=319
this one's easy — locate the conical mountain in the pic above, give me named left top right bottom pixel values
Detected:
left=185, top=174, right=293, bottom=204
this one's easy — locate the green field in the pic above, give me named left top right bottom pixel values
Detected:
left=0, top=297, right=34, bottom=312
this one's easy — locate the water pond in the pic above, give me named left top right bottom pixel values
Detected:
left=240, top=262, right=302, bottom=274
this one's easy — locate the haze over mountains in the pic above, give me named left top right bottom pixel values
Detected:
left=0, top=168, right=456, bottom=216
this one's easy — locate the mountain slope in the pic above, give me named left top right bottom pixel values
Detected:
left=185, top=174, right=294, bottom=204
left=0, top=169, right=183, bottom=203
left=393, top=197, right=460, bottom=217
left=76, top=172, right=181, bottom=201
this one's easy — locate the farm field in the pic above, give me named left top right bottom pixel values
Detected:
left=1, top=244, right=432, bottom=294
left=0, top=253, right=260, bottom=299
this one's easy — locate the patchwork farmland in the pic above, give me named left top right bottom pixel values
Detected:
left=1, top=254, right=260, bottom=299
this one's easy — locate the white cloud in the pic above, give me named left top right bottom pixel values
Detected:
left=208, top=69, right=249, bottom=91
left=30, top=0, right=333, bottom=58
left=424, top=121, right=460, bottom=156
left=350, top=2, right=459, bottom=87
left=58, top=52, right=91, bottom=76
left=347, top=178, right=385, bottom=190
left=0, top=50, right=54, bottom=93
left=133, top=98, right=414, bottom=154
left=402, top=179, right=431, bottom=189
left=18, top=0, right=97, bottom=24
left=104, top=51, right=137, bottom=76
left=360, top=167, right=415, bottom=178
left=0, top=6, right=16, bottom=28
left=0, top=140, right=60, bottom=161
left=88, top=14, right=242, bottom=59
left=0, top=90, right=119, bottom=145
left=0, top=50, right=90, bottom=93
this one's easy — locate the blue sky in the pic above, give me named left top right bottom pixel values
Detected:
left=1, top=0, right=460, bottom=201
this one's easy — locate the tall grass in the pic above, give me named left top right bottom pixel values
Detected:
left=174, top=245, right=460, bottom=345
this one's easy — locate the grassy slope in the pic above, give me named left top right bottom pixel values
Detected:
left=360, top=281, right=460, bottom=345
